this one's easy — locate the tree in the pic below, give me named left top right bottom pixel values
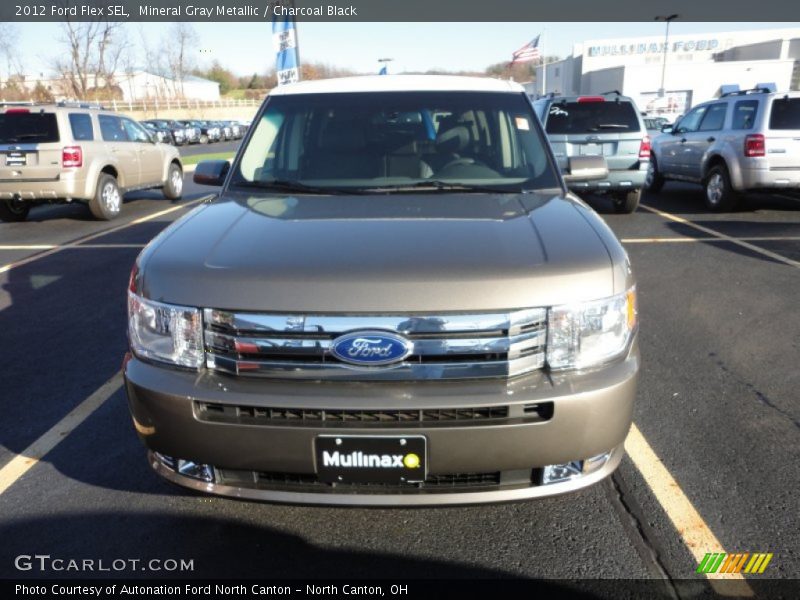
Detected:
left=164, top=23, right=199, bottom=97
left=196, top=61, right=237, bottom=95
left=50, top=10, right=128, bottom=100
left=0, top=23, right=23, bottom=83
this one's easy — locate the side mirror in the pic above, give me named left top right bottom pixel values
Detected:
left=562, top=155, right=609, bottom=183
left=193, top=160, right=230, bottom=187
left=661, top=124, right=674, bottom=134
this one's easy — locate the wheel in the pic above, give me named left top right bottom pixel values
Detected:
left=162, top=163, right=183, bottom=200
left=644, top=158, right=664, bottom=193
left=89, top=174, right=122, bottom=220
left=0, top=198, right=31, bottom=222
left=199, top=133, right=209, bottom=144
left=612, top=188, right=641, bottom=214
left=704, top=164, right=740, bottom=211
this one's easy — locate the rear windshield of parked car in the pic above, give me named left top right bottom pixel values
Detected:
left=769, top=98, right=800, bottom=130
left=545, top=101, right=641, bottom=134
left=235, top=91, right=560, bottom=191
left=0, top=112, right=60, bottom=144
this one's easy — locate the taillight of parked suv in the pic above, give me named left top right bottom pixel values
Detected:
left=744, top=134, right=765, bottom=157
left=639, top=135, right=651, bottom=159
left=62, top=146, right=83, bottom=168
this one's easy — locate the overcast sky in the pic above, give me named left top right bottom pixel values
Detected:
left=12, top=21, right=800, bottom=78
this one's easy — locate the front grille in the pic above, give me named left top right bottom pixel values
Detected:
left=194, top=401, right=553, bottom=427
left=216, top=468, right=512, bottom=494
left=203, top=308, right=547, bottom=381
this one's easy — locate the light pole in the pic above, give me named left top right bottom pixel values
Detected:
left=655, top=14, right=678, bottom=98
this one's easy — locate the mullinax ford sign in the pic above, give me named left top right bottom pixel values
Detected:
left=587, top=39, right=720, bottom=57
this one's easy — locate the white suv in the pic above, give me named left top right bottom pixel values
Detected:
left=647, top=89, right=800, bottom=211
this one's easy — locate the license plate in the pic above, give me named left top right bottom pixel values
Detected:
left=5, top=152, right=26, bottom=166
left=315, top=435, right=427, bottom=484
left=579, top=144, right=601, bottom=156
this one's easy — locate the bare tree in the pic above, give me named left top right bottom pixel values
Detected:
left=0, top=23, right=24, bottom=83
left=50, top=4, right=129, bottom=100
left=164, top=23, right=199, bottom=98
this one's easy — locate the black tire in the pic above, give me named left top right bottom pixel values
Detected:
left=0, top=198, right=31, bottom=222
left=89, top=174, right=122, bottom=220
left=612, top=188, right=641, bottom=214
left=704, top=164, right=741, bottom=212
left=162, top=162, right=183, bottom=200
left=644, top=157, right=664, bottom=193
left=199, top=133, right=209, bottom=144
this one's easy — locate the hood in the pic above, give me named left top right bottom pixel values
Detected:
left=138, top=191, right=617, bottom=312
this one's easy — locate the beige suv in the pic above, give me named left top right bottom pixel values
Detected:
left=0, top=103, right=183, bottom=221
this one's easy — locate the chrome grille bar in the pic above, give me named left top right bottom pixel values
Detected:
left=203, top=308, right=547, bottom=381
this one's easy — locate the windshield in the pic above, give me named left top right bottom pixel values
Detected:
left=545, top=100, right=641, bottom=134
left=232, top=91, right=559, bottom=192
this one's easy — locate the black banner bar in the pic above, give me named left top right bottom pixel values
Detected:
left=4, top=0, right=800, bottom=22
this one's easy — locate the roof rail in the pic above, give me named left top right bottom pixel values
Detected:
left=720, top=87, right=772, bottom=98
left=56, top=101, right=107, bottom=109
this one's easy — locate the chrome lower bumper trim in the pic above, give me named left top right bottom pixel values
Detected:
left=148, top=445, right=623, bottom=506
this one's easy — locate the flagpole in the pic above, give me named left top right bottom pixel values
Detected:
left=541, top=29, right=546, bottom=97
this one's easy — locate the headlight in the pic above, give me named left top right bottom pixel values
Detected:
left=547, top=287, right=637, bottom=370
left=128, top=291, right=203, bottom=368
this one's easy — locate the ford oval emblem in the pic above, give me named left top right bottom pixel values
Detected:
left=330, top=331, right=413, bottom=366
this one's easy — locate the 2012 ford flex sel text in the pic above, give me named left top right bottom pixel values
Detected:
left=124, top=76, right=639, bottom=505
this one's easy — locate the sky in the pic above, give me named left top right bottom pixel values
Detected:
left=11, top=21, right=800, bottom=79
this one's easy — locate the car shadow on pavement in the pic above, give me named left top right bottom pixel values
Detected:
left=21, top=191, right=187, bottom=223
left=641, top=187, right=800, bottom=215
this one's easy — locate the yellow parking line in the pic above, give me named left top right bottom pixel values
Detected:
left=0, top=196, right=207, bottom=275
left=622, top=236, right=800, bottom=243
left=0, top=372, right=124, bottom=496
left=639, top=204, right=800, bottom=268
left=625, top=424, right=753, bottom=596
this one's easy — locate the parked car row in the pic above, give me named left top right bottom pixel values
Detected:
left=140, top=119, right=250, bottom=146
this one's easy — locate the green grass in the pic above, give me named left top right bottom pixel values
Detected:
left=181, top=152, right=235, bottom=166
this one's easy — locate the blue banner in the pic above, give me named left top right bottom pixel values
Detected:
left=272, top=5, right=299, bottom=85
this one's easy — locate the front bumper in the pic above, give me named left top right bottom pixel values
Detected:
left=124, top=340, right=638, bottom=505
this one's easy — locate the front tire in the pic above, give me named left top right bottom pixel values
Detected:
left=612, top=188, right=641, bottom=214
left=162, top=163, right=183, bottom=200
left=0, top=198, right=31, bottom=222
left=644, top=158, right=664, bottom=193
left=704, top=164, right=740, bottom=212
left=89, top=174, right=122, bottom=220
left=199, top=133, right=209, bottom=144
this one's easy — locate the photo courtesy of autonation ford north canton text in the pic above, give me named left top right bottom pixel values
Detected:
left=0, top=1, right=798, bottom=598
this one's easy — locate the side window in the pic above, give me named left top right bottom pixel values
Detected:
left=98, top=115, right=128, bottom=142
left=698, top=103, right=727, bottom=132
left=676, top=106, right=707, bottom=133
left=732, top=100, right=758, bottom=130
left=122, top=119, right=152, bottom=143
left=68, top=113, right=94, bottom=141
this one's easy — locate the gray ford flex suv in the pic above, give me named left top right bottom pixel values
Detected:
left=124, top=76, right=639, bottom=505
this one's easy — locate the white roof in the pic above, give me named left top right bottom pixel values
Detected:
left=269, top=75, right=525, bottom=96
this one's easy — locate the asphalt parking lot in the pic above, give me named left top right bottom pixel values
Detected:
left=0, top=175, right=797, bottom=593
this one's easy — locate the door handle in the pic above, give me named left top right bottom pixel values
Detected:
left=707, top=137, right=716, bottom=143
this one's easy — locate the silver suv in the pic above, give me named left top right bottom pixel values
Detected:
left=0, top=103, right=183, bottom=221
left=647, top=89, right=800, bottom=211
left=533, top=92, right=650, bottom=213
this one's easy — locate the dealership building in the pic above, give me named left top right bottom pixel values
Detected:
left=527, top=28, right=800, bottom=116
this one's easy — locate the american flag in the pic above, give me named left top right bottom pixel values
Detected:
left=511, top=35, right=541, bottom=64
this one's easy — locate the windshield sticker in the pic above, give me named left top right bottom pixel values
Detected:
left=515, top=117, right=530, bottom=130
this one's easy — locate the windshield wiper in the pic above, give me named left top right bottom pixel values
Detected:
left=360, top=180, right=526, bottom=194
left=232, top=179, right=355, bottom=195
left=591, top=124, right=629, bottom=130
